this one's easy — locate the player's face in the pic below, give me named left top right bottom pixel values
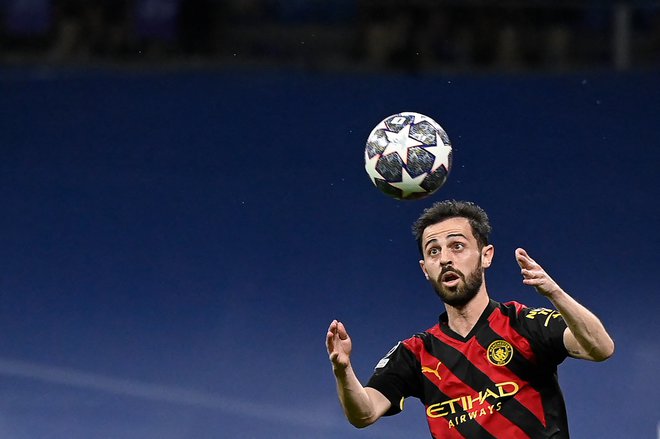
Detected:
left=419, top=217, right=493, bottom=307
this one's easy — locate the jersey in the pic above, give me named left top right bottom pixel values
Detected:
left=366, top=300, right=570, bottom=438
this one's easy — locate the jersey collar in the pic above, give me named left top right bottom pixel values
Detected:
left=438, top=299, right=499, bottom=341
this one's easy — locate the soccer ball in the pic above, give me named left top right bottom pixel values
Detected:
left=365, top=112, right=452, bottom=200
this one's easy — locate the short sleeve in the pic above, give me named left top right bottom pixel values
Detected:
left=517, top=306, right=569, bottom=365
left=365, top=341, right=422, bottom=416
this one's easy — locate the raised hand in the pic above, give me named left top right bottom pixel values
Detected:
left=515, top=248, right=562, bottom=298
left=326, top=320, right=352, bottom=372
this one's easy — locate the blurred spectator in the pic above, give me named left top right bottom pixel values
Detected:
left=48, top=0, right=131, bottom=61
left=48, top=0, right=86, bottom=61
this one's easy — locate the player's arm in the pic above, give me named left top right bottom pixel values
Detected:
left=515, top=248, right=615, bottom=362
left=326, top=320, right=392, bottom=427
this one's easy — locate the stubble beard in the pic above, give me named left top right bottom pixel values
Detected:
left=431, top=259, right=484, bottom=308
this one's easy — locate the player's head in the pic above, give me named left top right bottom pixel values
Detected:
left=413, top=200, right=493, bottom=307
left=412, top=200, right=491, bottom=255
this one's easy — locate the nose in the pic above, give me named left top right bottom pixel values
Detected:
left=439, top=251, right=453, bottom=267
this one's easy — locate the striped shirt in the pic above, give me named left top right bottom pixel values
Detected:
left=366, top=300, right=569, bottom=438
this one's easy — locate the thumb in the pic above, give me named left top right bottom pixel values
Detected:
left=336, top=321, right=349, bottom=340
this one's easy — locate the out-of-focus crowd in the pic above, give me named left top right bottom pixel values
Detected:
left=1, top=0, right=659, bottom=73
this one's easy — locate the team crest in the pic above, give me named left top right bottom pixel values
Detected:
left=487, top=340, right=513, bottom=366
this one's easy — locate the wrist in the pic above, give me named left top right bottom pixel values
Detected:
left=333, top=362, right=353, bottom=378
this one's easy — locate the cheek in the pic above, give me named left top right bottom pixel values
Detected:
left=420, top=261, right=432, bottom=276
left=425, top=263, right=442, bottom=278
left=423, top=257, right=439, bottom=270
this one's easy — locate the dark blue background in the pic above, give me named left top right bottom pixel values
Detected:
left=1, top=68, right=658, bottom=438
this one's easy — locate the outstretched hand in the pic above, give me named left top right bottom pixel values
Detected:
left=326, top=320, right=352, bottom=373
left=515, top=248, right=563, bottom=298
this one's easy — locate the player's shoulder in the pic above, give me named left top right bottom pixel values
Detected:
left=500, top=300, right=529, bottom=315
left=405, top=320, right=442, bottom=340
left=400, top=323, right=440, bottom=353
left=495, top=301, right=540, bottom=325
left=499, top=300, right=564, bottom=329
left=502, top=300, right=559, bottom=316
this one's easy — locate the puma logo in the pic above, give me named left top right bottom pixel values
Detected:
left=421, top=361, right=442, bottom=380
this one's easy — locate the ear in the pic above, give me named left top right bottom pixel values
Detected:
left=419, top=260, right=429, bottom=280
left=481, top=244, right=494, bottom=269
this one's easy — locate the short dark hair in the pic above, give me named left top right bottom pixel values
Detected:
left=412, top=200, right=492, bottom=254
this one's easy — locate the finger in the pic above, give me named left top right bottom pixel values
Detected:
left=326, top=330, right=334, bottom=351
left=520, top=267, right=538, bottom=277
left=523, top=267, right=546, bottom=279
left=522, top=276, right=542, bottom=284
left=516, top=248, right=538, bottom=269
left=328, top=334, right=344, bottom=362
left=336, top=321, right=349, bottom=340
left=326, top=320, right=338, bottom=350
left=327, top=320, right=340, bottom=338
left=327, top=331, right=344, bottom=354
left=515, top=248, right=529, bottom=263
left=515, top=248, right=528, bottom=268
left=522, top=268, right=548, bottom=285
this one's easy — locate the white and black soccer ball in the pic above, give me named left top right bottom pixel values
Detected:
left=364, top=112, right=452, bottom=200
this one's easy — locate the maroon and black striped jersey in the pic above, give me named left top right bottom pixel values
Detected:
left=366, top=299, right=570, bottom=438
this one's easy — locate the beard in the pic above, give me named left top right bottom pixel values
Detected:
left=430, top=259, right=484, bottom=308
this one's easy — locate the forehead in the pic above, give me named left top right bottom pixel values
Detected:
left=421, top=217, right=475, bottom=244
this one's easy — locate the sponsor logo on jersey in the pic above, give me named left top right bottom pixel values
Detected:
left=526, top=307, right=562, bottom=327
left=421, top=361, right=442, bottom=380
left=426, top=381, right=520, bottom=427
left=487, top=340, right=513, bottom=366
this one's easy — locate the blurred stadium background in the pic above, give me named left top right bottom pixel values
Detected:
left=2, top=0, right=659, bottom=73
left=1, top=1, right=659, bottom=439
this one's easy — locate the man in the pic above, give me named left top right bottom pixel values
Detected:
left=326, top=200, right=614, bottom=438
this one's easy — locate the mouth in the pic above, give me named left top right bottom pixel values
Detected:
left=440, top=271, right=462, bottom=287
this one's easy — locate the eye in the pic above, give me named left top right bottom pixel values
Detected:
left=428, top=247, right=440, bottom=256
left=451, top=242, right=465, bottom=251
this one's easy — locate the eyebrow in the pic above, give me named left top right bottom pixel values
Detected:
left=423, top=239, right=438, bottom=250
left=423, top=233, right=468, bottom=249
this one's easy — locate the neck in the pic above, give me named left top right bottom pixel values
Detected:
left=445, top=289, right=490, bottom=337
